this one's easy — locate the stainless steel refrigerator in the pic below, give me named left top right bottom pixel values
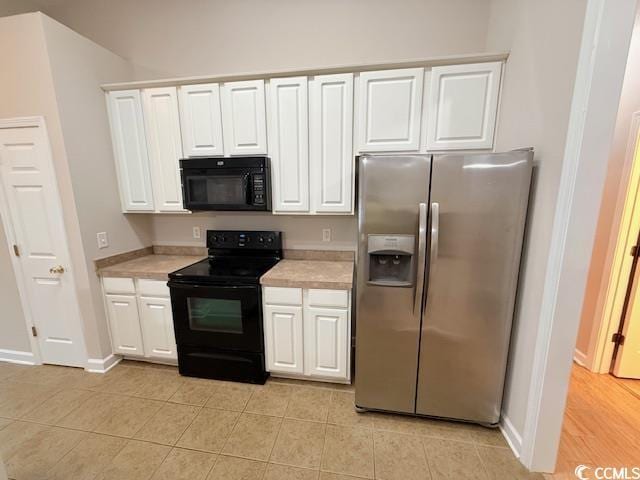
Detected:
left=355, top=151, right=533, bottom=426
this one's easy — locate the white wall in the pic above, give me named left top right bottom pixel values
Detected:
left=0, top=12, right=146, bottom=360
left=40, top=14, right=151, bottom=359
left=484, top=0, right=587, bottom=438
left=0, top=13, right=75, bottom=357
left=576, top=10, right=640, bottom=362
left=152, top=213, right=356, bottom=250
left=0, top=216, right=29, bottom=352
left=7, top=0, right=496, bottom=251
left=27, top=0, right=492, bottom=78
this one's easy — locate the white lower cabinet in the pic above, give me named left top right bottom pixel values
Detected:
left=264, top=304, right=304, bottom=374
left=263, top=286, right=351, bottom=383
left=105, top=294, right=144, bottom=356
left=103, top=277, right=177, bottom=362
left=304, top=307, right=348, bottom=379
left=138, top=296, right=177, bottom=361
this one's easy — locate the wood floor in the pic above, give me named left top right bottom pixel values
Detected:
left=546, top=364, right=640, bottom=479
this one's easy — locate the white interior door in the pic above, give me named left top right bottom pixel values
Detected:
left=0, top=120, right=87, bottom=367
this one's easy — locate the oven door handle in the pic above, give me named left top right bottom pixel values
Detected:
left=167, top=281, right=257, bottom=291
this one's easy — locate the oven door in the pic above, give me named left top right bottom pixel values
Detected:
left=182, top=169, right=253, bottom=211
left=169, top=282, right=263, bottom=352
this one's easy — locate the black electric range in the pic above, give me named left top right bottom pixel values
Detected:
left=168, top=230, right=282, bottom=384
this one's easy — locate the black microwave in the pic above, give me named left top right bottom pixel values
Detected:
left=180, top=157, right=271, bottom=211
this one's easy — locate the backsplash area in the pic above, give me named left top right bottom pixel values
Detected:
left=150, top=213, right=357, bottom=251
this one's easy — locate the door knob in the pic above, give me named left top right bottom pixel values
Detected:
left=49, top=265, right=65, bottom=274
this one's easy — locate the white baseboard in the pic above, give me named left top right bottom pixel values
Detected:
left=86, top=354, right=121, bottom=373
left=0, top=348, right=36, bottom=365
left=573, top=349, right=588, bottom=367
left=500, top=413, right=522, bottom=458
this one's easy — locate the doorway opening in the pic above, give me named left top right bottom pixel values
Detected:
left=552, top=15, right=640, bottom=473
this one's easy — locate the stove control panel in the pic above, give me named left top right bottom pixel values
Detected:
left=207, top=230, right=282, bottom=250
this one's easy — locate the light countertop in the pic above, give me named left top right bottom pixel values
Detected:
left=260, top=259, right=354, bottom=290
left=97, top=254, right=204, bottom=281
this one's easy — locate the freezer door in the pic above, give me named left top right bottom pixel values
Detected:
left=355, top=154, right=431, bottom=413
left=415, top=151, right=532, bottom=424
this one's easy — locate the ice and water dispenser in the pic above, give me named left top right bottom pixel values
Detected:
left=367, top=235, right=415, bottom=287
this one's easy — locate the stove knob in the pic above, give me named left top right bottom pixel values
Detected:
left=220, top=236, right=227, bottom=243
left=266, top=237, right=273, bottom=244
left=212, top=235, right=218, bottom=243
left=258, top=236, right=264, bottom=244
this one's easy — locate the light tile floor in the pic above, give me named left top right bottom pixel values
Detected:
left=0, top=360, right=542, bottom=480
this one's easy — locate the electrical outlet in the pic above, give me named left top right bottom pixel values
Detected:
left=97, top=232, right=109, bottom=249
left=322, top=228, right=331, bottom=242
left=193, top=226, right=201, bottom=239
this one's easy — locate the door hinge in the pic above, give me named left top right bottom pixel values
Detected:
left=31, top=326, right=37, bottom=337
left=13, top=244, right=19, bottom=257
left=631, top=245, right=639, bottom=257
left=612, top=332, right=625, bottom=345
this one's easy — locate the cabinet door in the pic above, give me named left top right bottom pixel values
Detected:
left=310, top=74, right=354, bottom=213
left=357, top=68, right=424, bottom=152
left=221, top=80, right=267, bottom=155
left=264, top=304, right=304, bottom=374
left=142, top=87, right=185, bottom=212
left=425, top=62, right=502, bottom=150
left=107, top=90, right=154, bottom=212
left=304, top=306, right=348, bottom=380
left=105, top=294, right=144, bottom=356
left=179, top=83, right=224, bottom=157
left=269, top=76, right=309, bottom=213
left=138, top=296, right=177, bottom=361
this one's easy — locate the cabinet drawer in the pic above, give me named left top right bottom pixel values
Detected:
left=307, top=289, right=349, bottom=308
left=103, top=277, right=136, bottom=295
left=263, top=287, right=302, bottom=306
left=137, top=279, right=170, bottom=297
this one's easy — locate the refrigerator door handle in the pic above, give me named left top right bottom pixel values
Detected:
left=414, top=202, right=428, bottom=314
left=430, top=202, right=440, bottom=274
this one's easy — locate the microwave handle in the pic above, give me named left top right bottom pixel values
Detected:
left=244, top=173, right=252, bottom=204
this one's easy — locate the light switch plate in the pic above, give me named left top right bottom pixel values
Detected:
left=193, top=226, right=201, bottom=239
left=97, top=232, right=109, bottom=249
left=322, top=229, right=331, bottom=242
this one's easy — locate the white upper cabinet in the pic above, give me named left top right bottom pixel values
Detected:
left=107, top=90, right=155, bottom=212
left=425, top=62, right=502, bottom=151
left=142, top=87, right=185, bottom=212
left=269, top=76, right=310, bottom=213
left=357, top=68, right=424, bottom=152
left=310, top=74, right=354, bottom=213
left=221, top=80, right=268, bottom=155
left=179, top=83, right=224, bottom=157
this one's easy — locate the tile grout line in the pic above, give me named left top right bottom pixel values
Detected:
left=421, top=437, right=435, bottom=480
left=473, top=443, right=493, bottom=480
